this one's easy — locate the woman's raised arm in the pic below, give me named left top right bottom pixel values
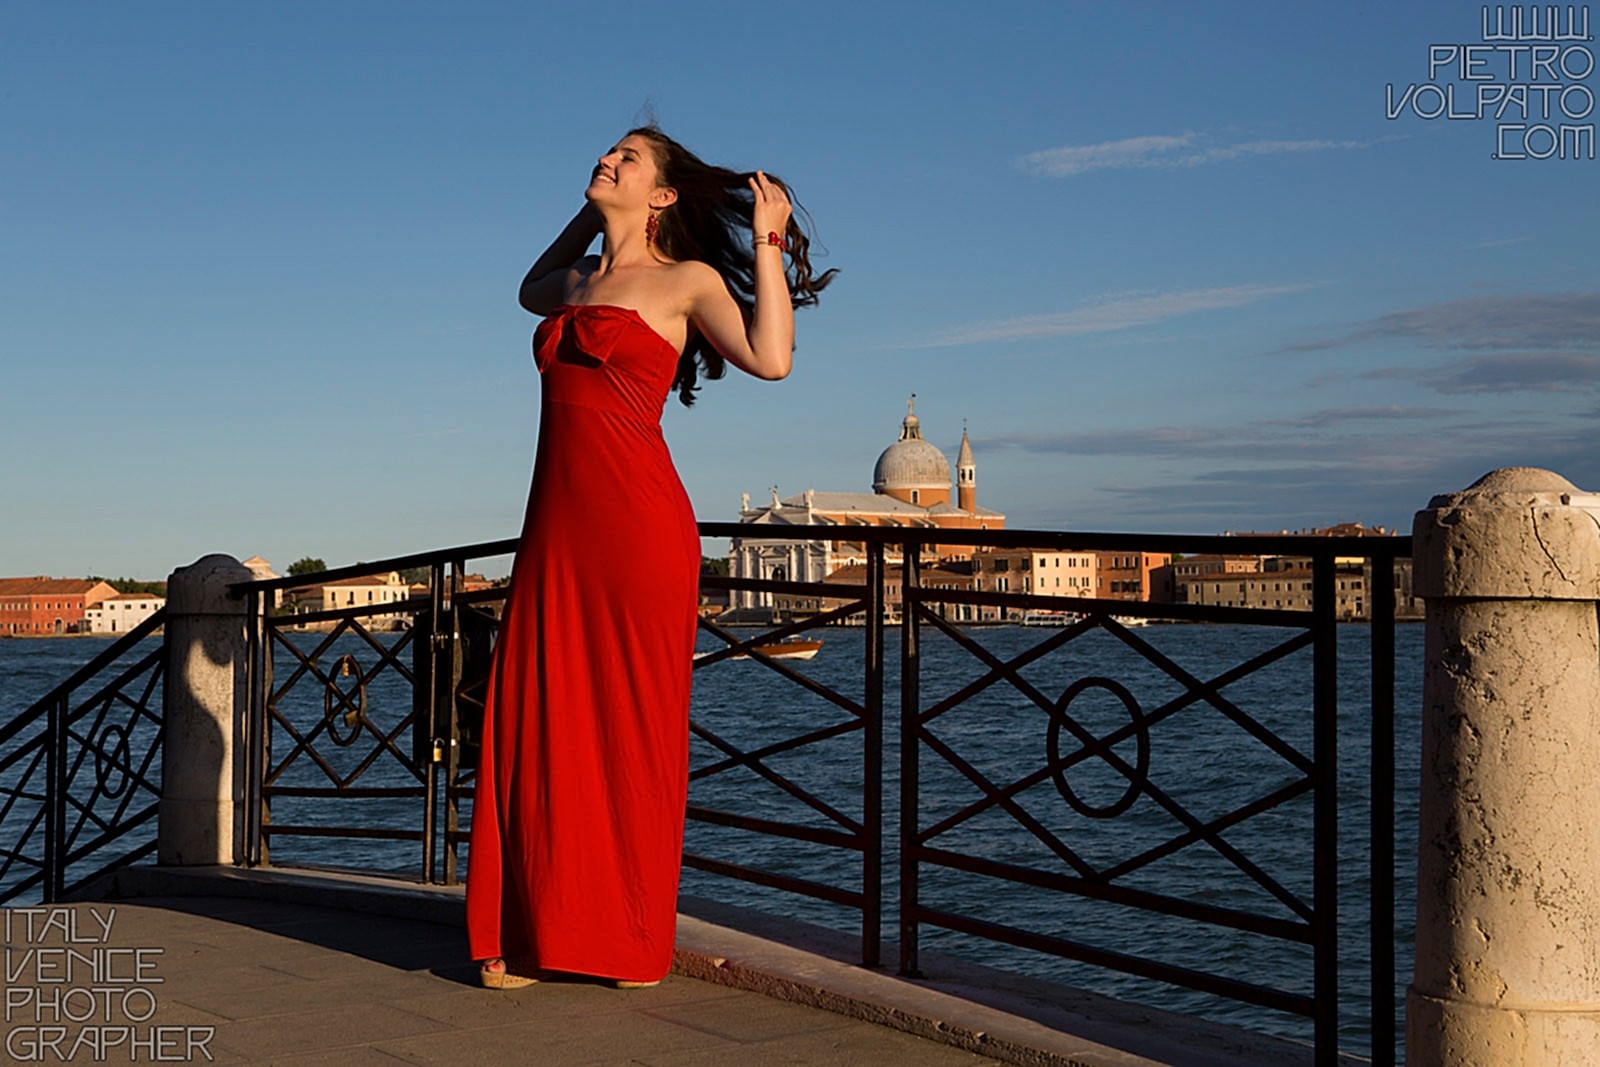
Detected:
left=689, top=172, right=795, bottom=380
left=519, top=204, right=602, bottom=315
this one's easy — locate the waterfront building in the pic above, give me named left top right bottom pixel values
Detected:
left=769, top=559, right=980, bottom=623
left=970, top=549, right=1097, bottom=622
left=1177, top=565, right=1371, bottom=618
left=1091, top=551, right=1175, bottom=602
left=282, top=572, right=412, bottom=629
left=729, top=399, right=1005, bottom=618
left=321, top=572, right=409, bottom=620
left=0, top=577, right=118, bottom=635
left=83, top=592, right=165, bottom=634
left=458, top=573, right=497, bottom=593
left=1173, top=524, right=1421, bottom=620
left=1172, top=554, right=1263, bottom=581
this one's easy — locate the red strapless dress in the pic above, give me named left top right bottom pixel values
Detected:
left=465, top=304, right=699, bottom=982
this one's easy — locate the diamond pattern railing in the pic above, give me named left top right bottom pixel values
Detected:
left=891, top=536, right=1404, bottom=1066
left=0, top=610, right=166, bottom=904
left=248, top=595, right=437, bottom=876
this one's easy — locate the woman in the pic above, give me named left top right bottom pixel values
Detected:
left=466, top=126, right=833, bottom=990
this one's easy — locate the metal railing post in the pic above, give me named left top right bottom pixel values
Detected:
left=257, top=605, right=274, bottom=869
left=1312, top=552, right=1340, bottom=1065
left=439, top=559, right=459, bottom=886
left=862, top=540, right=885, bottom=967
left=899, top=540, right=922, bottom=977
left=244, top=590, right=264, bottom=867
left=420, top=561, right=445, bottom=884
left=44, top=694, right=68, bottom=902
left=1369, top=552, right=1397, bottom=1067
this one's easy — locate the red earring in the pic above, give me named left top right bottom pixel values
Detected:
left=645, top=211, right=659, bottom=247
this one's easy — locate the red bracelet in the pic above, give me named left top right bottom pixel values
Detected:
left=756, top=231, right=788, bottom=251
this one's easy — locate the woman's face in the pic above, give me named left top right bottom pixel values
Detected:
left=587, top=134, right=669, bottom=207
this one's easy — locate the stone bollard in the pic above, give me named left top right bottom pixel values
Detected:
left=1408, top=468, right=1600, bottom=1065
left=159, top=554, right=256, bottom=866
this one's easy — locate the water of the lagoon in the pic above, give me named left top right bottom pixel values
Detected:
left=0, top=622, right=1421, bottom=1059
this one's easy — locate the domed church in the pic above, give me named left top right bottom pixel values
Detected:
left=873, top=399, right=961, bottom=507
left=729, top=398, right=1005, bottom=608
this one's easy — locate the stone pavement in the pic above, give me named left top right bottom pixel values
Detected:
left=3, top=896, right=1005, bottom=1067
left=12, top=866, right=1339, bottom=1066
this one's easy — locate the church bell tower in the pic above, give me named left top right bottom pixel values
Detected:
left=957, top=424, right=976, bottom=512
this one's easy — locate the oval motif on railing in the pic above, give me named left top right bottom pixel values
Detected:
left=1046, top=676, right=1150, bottom=819
left=324, top=655, right=367, bottom=746
left=94, top=724, right=132, bottom=800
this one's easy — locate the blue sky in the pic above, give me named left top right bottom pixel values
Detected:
left=4, top=2, right=1596, bottom=579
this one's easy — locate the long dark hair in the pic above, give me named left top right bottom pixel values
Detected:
left=628, top=126, right=837, bottom=406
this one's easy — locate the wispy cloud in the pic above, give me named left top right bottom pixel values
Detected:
left=924, top=283, right=1316, bottom=347
left=988, top=408, right=1599, bottom=533
left=1019, top=134, right=1197, bottom=177
left=1360, top=353, right=1600, bottom=394
left=1018, top=132, right=1373, bottom=178
left=1277, top=292, right=1600, bottom=356
left=1462, top=236, right=1531, bottom=251
left=1083, top=421, right=1598, bottom=529
left=981, top=405, right=1461, bottom=463
left=1254, top=404, right=1464, bottom=428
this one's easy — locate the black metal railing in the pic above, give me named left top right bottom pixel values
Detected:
left=0, top=610, right=167, bottom=904
left=220, top=526, right=1406, bottom=1063
left=234, top=543, right=513, bottom=882
left=696, top=522, right=1410, bottom=1065
left=876, top=529, right=1410, bottom=1067
left=0, top=522, right=1406, bottom=1063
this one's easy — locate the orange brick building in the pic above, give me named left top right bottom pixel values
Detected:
left=0, top=578, right=118, bottom=635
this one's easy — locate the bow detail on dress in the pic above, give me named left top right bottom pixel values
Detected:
left=533, top=305, right=638, bottom=371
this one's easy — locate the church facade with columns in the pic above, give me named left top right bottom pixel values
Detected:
left=728, top=399, right=1005, bottom=614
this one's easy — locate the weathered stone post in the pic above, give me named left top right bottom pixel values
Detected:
left=1408, top=468, right=1600, bottom=1064
left=160, top=554, right=255, bottom=866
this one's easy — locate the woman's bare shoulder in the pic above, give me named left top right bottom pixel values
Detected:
left=671, top=259, right=731, bottom=304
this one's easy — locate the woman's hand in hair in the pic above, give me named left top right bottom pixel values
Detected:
left=749, top=171, right=792, bottom=241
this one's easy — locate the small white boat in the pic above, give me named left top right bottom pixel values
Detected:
left=696, top=638, right=823, bottom=662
